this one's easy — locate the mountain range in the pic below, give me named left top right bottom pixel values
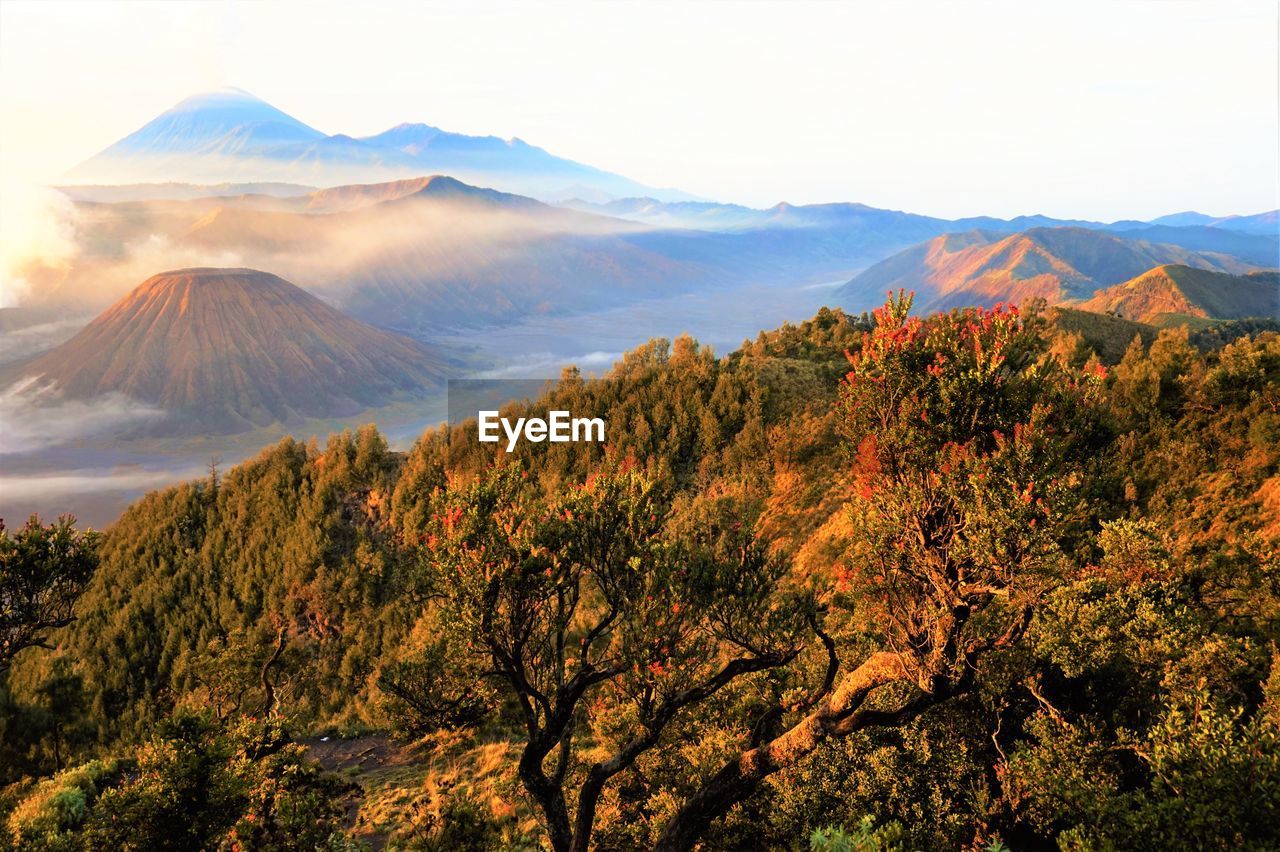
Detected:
left=1141, top=210, right=1279, bottom=236
left=12, top=268, right=449, bottom=433
left=36, top=176, right=729, bottom=332
left=565, top=196, right=1279, bottom=243
left=836, top=227, right=1275, bottom=313
left=12, top=87, right=1275, bottom=363
left=63, top=88, right=1280, bottom=238
left=64, top=88, right=690, bottom=203
left=25, top=173, right=1273, bottom=336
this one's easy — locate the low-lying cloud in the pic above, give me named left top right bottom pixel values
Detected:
left=474, top=350, right=621, bottom=380
left=0, top=316, right=88, bottom=365
left=0, top=183, right=80, bottom=308
left=0, top=377, right=165, bottom=453
left=0, top=465, right=203, bottom=504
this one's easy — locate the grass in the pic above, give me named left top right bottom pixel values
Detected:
left=305, top=731, right=539, bottom=850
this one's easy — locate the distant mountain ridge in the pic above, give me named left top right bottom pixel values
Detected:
left=66, top=88, right=694, bottom=203
left=566, top=196, right=1279, bottom=241
left=14, top=268, right=449, bottom=433
left=298, top=175, right=547, bottom=213
left=836, top=227, right=1270, bottom=312
left=1147, top=210, right=1279, bottom=236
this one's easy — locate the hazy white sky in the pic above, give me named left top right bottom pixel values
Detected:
left=0, top=0, right=1277, bottom=220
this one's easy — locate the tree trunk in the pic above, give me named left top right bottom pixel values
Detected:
left=568, top=766, right=610, bottom=852
left=258, top=628, right=286, bottom=716
left=655, top=652, right=907, bottom=852
left=519, top=739, right=573, bottom=852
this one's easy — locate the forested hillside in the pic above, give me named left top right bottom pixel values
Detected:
left=2, top=301, right=1278, bottom=850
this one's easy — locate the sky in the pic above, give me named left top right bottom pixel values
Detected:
left=0, top=0, right=1276, bottom=223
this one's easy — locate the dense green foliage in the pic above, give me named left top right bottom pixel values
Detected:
left=1, top=713, right=354, bottom=851
left=3, top=304, right=1279, bottom=849
left=0, top=517, right=99, bottom=674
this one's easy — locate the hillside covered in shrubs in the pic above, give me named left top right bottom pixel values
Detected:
left=3, top=300, right=1279, bottom=850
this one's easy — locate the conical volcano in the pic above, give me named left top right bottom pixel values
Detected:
left=16, top=268, right=448, bottom=433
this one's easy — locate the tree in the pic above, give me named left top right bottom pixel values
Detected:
left=1006, top=521, right=1280, bottom=849
left=33, top=656, right=89, bottom=771
left=182, top=626, right=296, bottom=721
left=655, top=293, right=1106, bottom=849
left=0, top=516, right=99, bottom=673
left=381, top=456, right=811, bottom=852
